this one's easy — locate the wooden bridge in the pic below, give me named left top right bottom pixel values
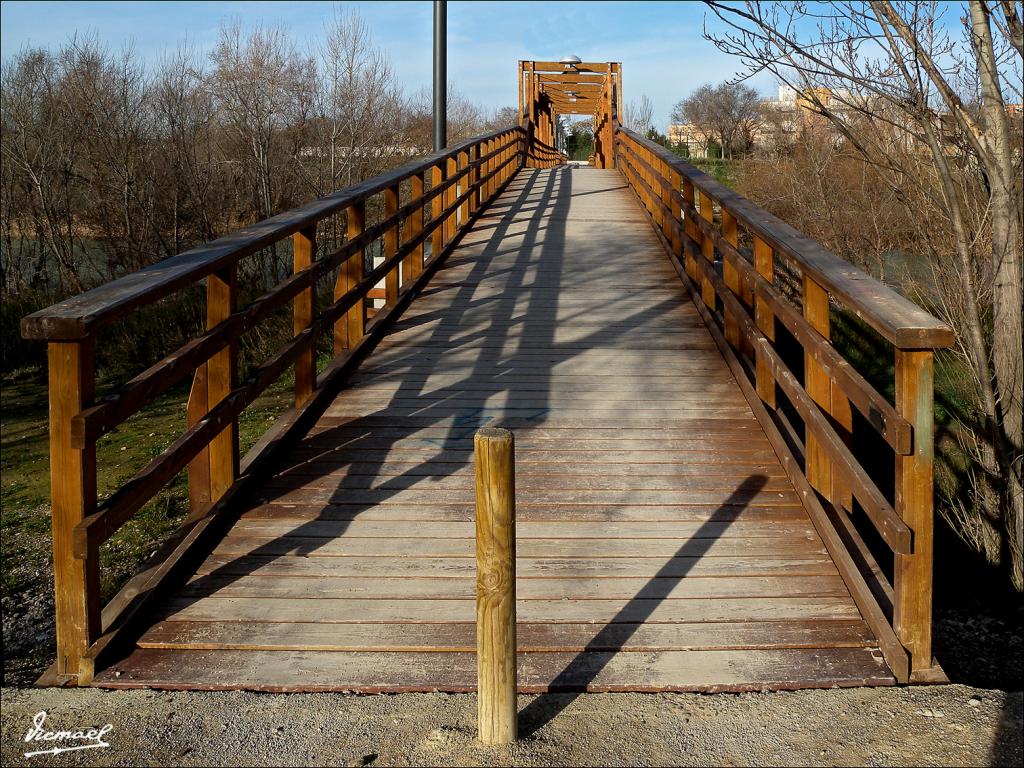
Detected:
left=23, top=60, right=953, bottom=693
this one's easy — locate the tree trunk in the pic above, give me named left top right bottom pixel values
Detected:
left=971, top=0, right=1024, bottom=589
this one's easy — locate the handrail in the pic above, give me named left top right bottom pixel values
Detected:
left=614, top=125, right=951, bottom=683
left=21, top=128, right=518, bottom=341
left=616, top=127, right=954, bottom=350
left=24, top=125, right=527, bottom=684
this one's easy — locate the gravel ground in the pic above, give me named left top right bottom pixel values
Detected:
left=1, top=684, right=1020, bottom=767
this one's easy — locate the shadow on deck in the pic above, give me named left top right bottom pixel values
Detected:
left=89, top=167, right=893, bottom=692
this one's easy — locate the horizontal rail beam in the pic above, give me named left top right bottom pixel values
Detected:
left=22, top=127, right=525, bottom=341
left=615, top=127, right=953, bottom=349
left=70, top=143, right=525, bottom=554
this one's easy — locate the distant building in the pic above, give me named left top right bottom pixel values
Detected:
left=666, top=123, right=715, bottom=157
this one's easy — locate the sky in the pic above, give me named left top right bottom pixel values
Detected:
left=0, top=0, right=782, bottom=129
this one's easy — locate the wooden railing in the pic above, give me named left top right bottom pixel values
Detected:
left=526, top=135, right=567, bottom=169
left=615, top=126, right=954, bottom=683
left=21, top=126, right=527, bottom=684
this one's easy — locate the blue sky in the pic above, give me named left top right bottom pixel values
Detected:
left=0, top=0, right=779, bottom=128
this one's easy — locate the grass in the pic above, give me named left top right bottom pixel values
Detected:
left=0, top=364, right=293, bottom=608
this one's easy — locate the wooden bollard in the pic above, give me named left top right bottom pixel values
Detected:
left=474, top=427, right=517, bottom=744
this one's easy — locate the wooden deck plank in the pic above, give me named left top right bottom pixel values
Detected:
left=92, top=166, right=890, bottom=692
left=92, top=648, right=893, bottom=692
left=156, top=596, right=861, bottom=624
left=271, top=461, right=790, bottom=479
left=238, top=503, right=810, bottom=522
left=224, top=519, right=816, bottom=539
left=210, top=535, right=825, bottom=559
left=138, top=620, right=873, bottom=652
left=177, top=574, right=850, bottom=600
left=259, top=475, right=796, bottom=493
left=253, top=489, right=803, bottom=507
left=193, top=554, right=841, bottom=579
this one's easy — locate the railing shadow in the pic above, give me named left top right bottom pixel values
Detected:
left=517, top=475, right=768, bottom=738
left=178, top=168, right=588, bottom=608
left=140, top=165, right=760, bottom=699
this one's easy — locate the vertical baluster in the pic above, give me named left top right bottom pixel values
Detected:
left=669, top=168, right=682, bottom=257
left=474, top=142, right=483, bottom=210
left=339, top=201, right=366, bottom=352
left=721, top=210, right=742, bottom=350
left=802, top=275, right=854, bottom=507
left=207, top=267, right=239, bottom=501
left=405, top=172, right=425, bottom=284
left=186, top=361, right=210, bottom=512
left=753, top=236, right=777, bottom=407
left=894, top=348, right=935, bottom=675
left=188, top=266, right=238, bottom=509
left=458, top=149, right=470, bottom=227
left=682, top=179, right=698, bottom=281
left=802, top=275, right=833, bottom=500
left=384, top=184, right=400, bottom=306
left=468, top=146, right=479, bottom=217
left=293, top=226, right=317, bottom=407
left=698, top=190, right=716, bottom=308
left=445, top=156, right=457, bottom=243
left=48, top=339, right=101, bottom=683
left=431, top=164, right=444, bottom=262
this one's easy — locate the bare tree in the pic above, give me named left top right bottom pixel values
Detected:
left=1, top=45, right=88, bottom=292
left=210, top=20, right=316, bottom=280
left=622, top=93, right=655, bottom=133
left=671, top=81, right=762, bottom=158
left=404, top=85, right=488, bottom=148
left=315, top=8, right=404, bottom=197
left=706, top=0, right=1023, bottom=588
left=1, top=16, right=509, bottom=336
left=153, top=43, right=221, bottom=250
left=485, top=105, right=520, bottom=130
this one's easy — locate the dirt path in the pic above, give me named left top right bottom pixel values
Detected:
left=1, top=684, right=1020, bottom=766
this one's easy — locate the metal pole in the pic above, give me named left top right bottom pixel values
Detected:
left=433, top=0, right=447, bottom=152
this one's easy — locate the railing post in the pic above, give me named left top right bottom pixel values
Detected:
left=484, top=139, right=493, bottom=200
left=207, top=266, right=239, bottom=501
left=188, top=266, right=239, bottom=508
left=293, top=226, right=317, bottom=407
left=404, top=172, right=425, bottom=284
left=475, top=427, right=517, bottom=745
left=753, top=236, right=777, bottom=408
left=384, top=184, right=400, bottom=306
left=803, top=275, right=833, bottom=500
left=802, top=275, right=853, bottom=507
left=431, top=164, right=444, bottom=261
left=682, top=178, right=698, bottom=281
left=651, top=153, right=665, bottom=229
left=339, top=201, right=366, bottom=352
left=468, top=145, right=479, bottom=217
left=698, top=191, right=716, bottom=308
left=445, top=155, right=457, bottom=244
left=458, top=149, right=470, bottom=226
left=894, top=348, right=935, bottom=675
left=473, top=143, right=483, bottom=211
left=669, top=168, right=682, bottom=257
left=721, top=210, right=742, bottom=350
left=48, top=339, right=101, bottom=683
